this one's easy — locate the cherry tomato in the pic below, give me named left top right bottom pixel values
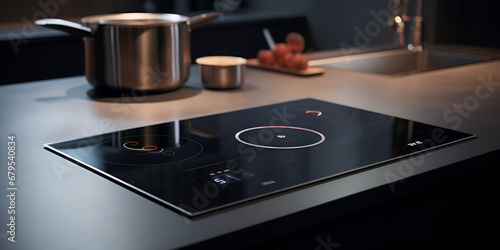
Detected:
left=257, top=49, right=275, bottom=65
left=273, top=43, right=291, bottom=65
left=286, top=32, right=305, bottom=53
left=291, top=53, right=308, bottom=70
left=282, top=52, right=294, bottom=67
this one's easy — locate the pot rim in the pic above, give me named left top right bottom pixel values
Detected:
left=196, top=56, right=247, bottom=66
left=81, top=13, right=190, bottom=26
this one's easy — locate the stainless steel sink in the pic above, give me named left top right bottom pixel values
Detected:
left=309, top=49, right=497, bottom=76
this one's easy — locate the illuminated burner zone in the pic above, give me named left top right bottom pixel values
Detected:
left=235, top=126, right=325, bottom=149
left=93, top=135, right=203, bottom=166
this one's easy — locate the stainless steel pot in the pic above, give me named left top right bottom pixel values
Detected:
left=35, top=12, right=220, bottom=92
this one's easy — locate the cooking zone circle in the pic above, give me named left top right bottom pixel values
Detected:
left=93, top=135, right=203, bottom=166
left=235, top=126, right=325, bottom=149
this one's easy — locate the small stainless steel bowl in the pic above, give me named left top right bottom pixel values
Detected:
left=196, top=56, right=247, bottom=89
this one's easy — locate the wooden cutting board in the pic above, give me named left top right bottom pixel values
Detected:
left=246, top=58, right=325, bottom=76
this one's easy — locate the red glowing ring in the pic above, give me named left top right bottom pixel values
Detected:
left=305, top=110, right=322, bottom=116
left=141, top=145, right=158, bottom=151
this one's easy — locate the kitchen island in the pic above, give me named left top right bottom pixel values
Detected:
left=1, top=50, right=499, bottom=249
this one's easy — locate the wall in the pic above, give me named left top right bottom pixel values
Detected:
left=246, top=0, right=500, bottom=50
left=430, top=0, right=500, bottom=48
left=0, top=0, right=145, bottom=22
left=246, top=0, right=396, bottom=51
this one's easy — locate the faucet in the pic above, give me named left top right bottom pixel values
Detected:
left=408, top=0, right=423, bottom=52
left=388, top=0, right=407, bottom=46
left=388, top=0, right=423, bottom=52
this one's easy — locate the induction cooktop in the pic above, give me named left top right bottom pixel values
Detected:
left=44, top=98, right=474, bottom=217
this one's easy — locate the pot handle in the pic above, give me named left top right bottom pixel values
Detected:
left=35, top=18, right=93, bottom=37
left=188, top=12, right=222, bottom=30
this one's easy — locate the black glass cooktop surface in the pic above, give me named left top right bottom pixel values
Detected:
left=44, top=98, right=474, bottom=217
